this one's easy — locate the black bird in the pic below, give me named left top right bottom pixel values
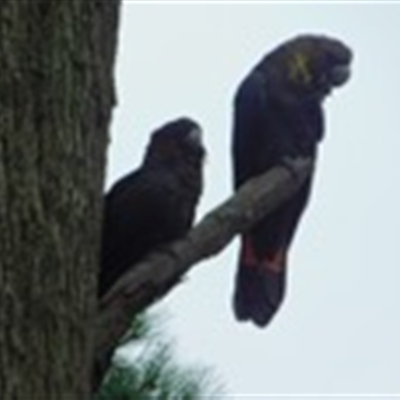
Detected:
left=232, top=34, right=353, bottom=327
left=99, top=117, right=205, bottom=297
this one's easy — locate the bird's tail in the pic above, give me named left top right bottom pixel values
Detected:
left=233, top=235, right=287, bottom=327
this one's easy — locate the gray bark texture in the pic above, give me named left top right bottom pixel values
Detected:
left=0, top=1, right=120, bottom=399
left=95, top=158, right=313, bottom=386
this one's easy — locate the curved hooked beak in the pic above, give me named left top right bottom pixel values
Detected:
left=330, top=63, right=351, bottom=87
left=187, top=127, right=203, bottom=146
left=185, top=126, right=206, bottom=158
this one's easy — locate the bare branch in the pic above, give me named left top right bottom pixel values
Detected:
left=94, top=157, right=313, bottom=385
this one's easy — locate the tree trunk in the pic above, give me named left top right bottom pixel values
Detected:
left=0, top=1, right=120, bottom=398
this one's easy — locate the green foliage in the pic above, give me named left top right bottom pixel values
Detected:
left=118, top=312, right=160, bottom=346
left=98, top=312, right=224, bottom=399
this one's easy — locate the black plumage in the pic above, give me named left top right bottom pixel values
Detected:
left=99, top=118, right=205, bottom=297
left=232, top=35, right=353, bottom=327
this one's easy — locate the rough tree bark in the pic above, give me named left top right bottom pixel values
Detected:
left=94, top=157, right=313, bottom=389
left=0, top=1, right=120, bottom=399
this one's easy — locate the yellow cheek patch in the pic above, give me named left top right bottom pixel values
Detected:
left=289, top=52, right=313, bottom=86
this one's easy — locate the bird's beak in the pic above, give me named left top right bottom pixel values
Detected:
left=330, top=64, right=351, bottom=87
left=187, top=127, right=203, bottom=146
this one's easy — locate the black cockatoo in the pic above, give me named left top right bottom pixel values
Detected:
left=99, top=117, right=205, bottom=297
left=232, top=35, right=353, bottom=327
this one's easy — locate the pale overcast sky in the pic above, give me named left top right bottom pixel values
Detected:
left=108, top=2, right=400, bottom=397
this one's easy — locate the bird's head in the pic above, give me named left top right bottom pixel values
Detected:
left=144, top=117, right=205, bottom=167
left=260, top=34, right=353, bottom=102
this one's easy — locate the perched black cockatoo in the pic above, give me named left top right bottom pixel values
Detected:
left=232, top=35, right=352, bottom=327
left=99, top=118, right=205, bottom=297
